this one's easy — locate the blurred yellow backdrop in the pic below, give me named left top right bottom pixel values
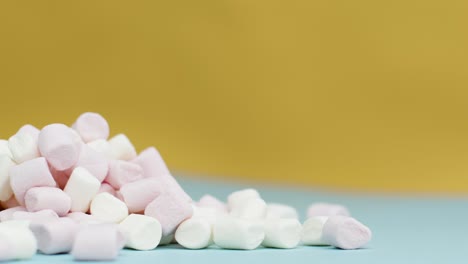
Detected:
left=1, top=1, right=468, bottom=193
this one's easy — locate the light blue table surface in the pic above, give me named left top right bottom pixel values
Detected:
left=23, top=176, right=468, bottom=264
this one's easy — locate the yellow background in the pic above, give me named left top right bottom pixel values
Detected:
left=1, top=1, right=468, bottom=193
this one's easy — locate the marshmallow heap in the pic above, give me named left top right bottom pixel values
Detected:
left=0, top=112, right=372, bottom=262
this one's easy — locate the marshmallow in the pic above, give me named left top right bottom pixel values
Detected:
left=108, top=134, right=137, bottom=160
left=227, top=189, right=261, bottom=210
left=64, top=167, right=100, bottom=212
left=213, top=216, right=265, bottom=250
left=192, top=205, right=219, bottom=224
left=119, top=214, right=162, bottom=250
left=144, top=191, right=193, bottom=236
left=132, top=147, right=191, bottom=202
left=119, top=178, right=162, bottom=213
left=0, top=239, right=13, bottom=261
left=307, top=203, right=351, bottom=217
left=87, top=139, right=112, bottom=158
left=38, top=123, right=82, bottom=170
left=0, top=206, right=26, bottom=222
left=105, top=160, right=143, bottom=189
left=17, top=124, right=40, bottom=138
left=198, top=194, right=228, bottom=213
left=90, top=192, right=129, bottom=223
left=301, top=216, right=329, bottom=246
left=159, top=234, right=175, bottom=245
left=322, top=216, right=372, bottom=250
left=262, top=218, right=302, bottom=249
left=66, top=212, right=101, bottom=224
left=9, top=157, right=56, bottom=205
left=72, top=144, right=108, bottom=182
left=71, top=224, right=122, bottom=261
left=0, top=155, right=14, bottom=201
left=8, top=131, right=40, bottom=164
left=72, top=112, right=110, bottom=143
left=29, top=217, right=78, bottom=254
left=266, top=203, right=299, bottom=219
left=12, top=209, right=59, bottom=223
left=24, top=187, right=71, bottom=216
left=98, top=183, right=117, bottom=196
left=175, top=218, right=212, bottom=249
left=0, top=224, right=37, bottom=260
left=230, top=197, right=267, bottom=220
left=0, top=140, right=12, bottom=159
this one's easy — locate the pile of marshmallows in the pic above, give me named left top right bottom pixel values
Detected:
left=0, top=112, right=372, bottom=261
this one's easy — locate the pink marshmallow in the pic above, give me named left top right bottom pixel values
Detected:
left=72, top=144, right=108, bottom=182
left=29, top=217, right=79, bottom=254
left=119, top=178, right=162, bottom=213
left=72, top=112, right=110, bottom=143
left=71, top=224, right=122, bottom=261
left=98, top=183, right=116, bottom=196
left=38, top=124, right=82, bottom=171
left=198, top=194, right=228, bottom=213
left=66, top=212, right=101, bottom=224
left=105, top=160, right=143, bottom=189
left=24, top=187, right=72, bottom=216
left=17, top=124, right=40, bottom=139
left=132, top=147, right=191, bottom=201
left=0, top=206, right=26, bottom=222
left=145, top=191, right=193, bottom=236
left=9, top=157, right=57, bottom=205
left=0, top=196, right=21, bottom=209
left=12, top=209, right=59, bottom=223
left=49, top=165, right=70, bottom=189
left=307, top=203, right=351, bottom=218
left=322, top=216, right=372, bottom=250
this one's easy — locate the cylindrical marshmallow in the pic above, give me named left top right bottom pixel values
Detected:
left=105, top=160, right=143, bottom=189
left=227, top=189, right=261, bottom=210
left=29, top=217, right=78, bottom=254
left=322, top=216, right=372, bottom=250
left=0, top=140, right=13, bottom=159
left=90, top=192, right=129, bottom=223
left=64, top=167, right=101, bottom=212
left=38, top=123, right=82, bottom=170
left=72, top=112, right=110, bottom=143
left=72, top=144, right=108, bottom=182
left=119, top=214, right=162, bottom=250
left=301, top=216, right=329, bottom=246
left=262, top=218, right=302, bottom=249
left=119, top=178, right=162, bottom=213
left=9, top=157, right=56, bottom=205
left=266, top=203, right=299, bottom=219
left=49, top=165, right=70, bottom=189
left=159, top=234, right=175, bottom=245
left=71, top=224, right=122, bottom=261
left=307, top=203, right=351, bottom=217
left=98, top=183, right=117, bottom=196
left=230, top=197, right=267, bottom=220
left=0, top=224, right=37, bottom=260
left=24, top=187, right=71, bottom=216
left=0, top=206, right=26, bottom=222
left=213, top=216, right=265, bottom=250
left=175, top=218, right=212, bottom=249
left=197, top=194, right=228, bottom=214
left=87, top=139, right=112, bottom=158
left=12, top=209, right=59, bottom=223
left=17, top=124, right=40, bottom=139
left=8, top=131, right=40, bottom=164
left=108, top=134, right=137, bottom=161
left=66, top=212, right=101, bottom=224
left=0, top=155, right=14, bottom=201
left=0, top=196, right=20, bottom=209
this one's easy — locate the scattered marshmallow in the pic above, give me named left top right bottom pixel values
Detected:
left=266, top=203, right=299, bottom=219
left=0, top=206, right=27, bottom=222
left=307, top=203, right=351, bottom=217
left=17, top=124, right=40, bottom=138
left=72, top=112, right=110, bottom=143
left=72, top=144, right=108, bottom=182
left=49, top=165, right=70, bottom=189
left=29, top=217, right=78, bottom=254
left=322, top=216, right=372, bottom=250
left=119, top=214, right=162, bottom=250
left=159, top=234, right=175, bottom=245
left=230, top=197, right=267, bottom=220
left=9, top=157, right=56, bottom=205
left=198, top=194, right=228, bottom=214
left=213, top=216, right=265, bottom=250
left=227, top=188, right=260, bottom=210
left=24, top=187, right=71, bottom=216
left=0, top=223, right=37, bottom=260
left=175, top=217, right=213, bottom=249
left=98, top=182, right=117, bottom=196
left=71, top=224, right=122, bottom=261
left=66, top=212, right=101, bottom=224
left=0, top=155, right=14, bottom=201
left=91, top=192, right=129, bottom=223
left=38, top=124, right=82, bottom=171
left=64, top=167, right=100, bottom=212
left=119, top=177, right=162, bottom=213
left=0, top=196, right=20, bottom=209
left=87, top=139, right=112, bottom=158
left=105, top=160, right=143, bottom=189
left=8, top=131, right=40, bottom=164
left=12, top=209, right=59, bottom=223
left=0, top=139, right=12, bottom=159
left=108, top=134, right=137, bottom=161
left=301, top=216, right=329, bottom=246
left=262, top=218, right=302, bottom=249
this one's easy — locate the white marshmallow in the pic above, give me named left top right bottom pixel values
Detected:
left=301, top=216, right=329, bottom=246
left=230, top=197, right=267, bottom=220
left=90, top=192, right=129, bottom=223
left=262, top=218, right=302, bottom=249
left=0, top=155, right=14, bottom=201
left=227, top=188, right=261, bottom=211
left=119, top=214, right=162, bottom=250
left=64, top=167, right=100, bottom=212
left=322, top=216, right=372, bottom=250
left=108, top=134, right=137, bottom=160
left=159, top=234, right=175, bottom=245
left=192, top=205, right=219, bottom=224
left=0, top=140, right=12, bottom=159
left=266, top=203, right=299, bottom=219
left=29, top=218, right=79, bottom=254
left=0, top=223, right=37, bottom=260
left=307, top=203, right=351, bottom=217
left=12, top=209, right=59, bottom=223
left=8, top=131, right=40, bottom=164
left=66, top=212, right=102, bottom=224
left=175, top=218, right=212, bottom=249
left=0, top=206, right=26, bottom=222
left=213, top=216, right=265, bottom=250
left=87, top=139, right=112, bottom=158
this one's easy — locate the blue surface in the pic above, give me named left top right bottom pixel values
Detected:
left=23, top=176, right=468, bottom=263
